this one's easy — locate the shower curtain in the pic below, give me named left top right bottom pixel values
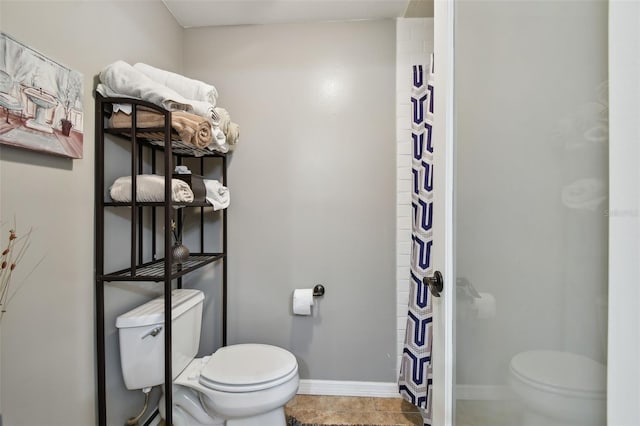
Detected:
left=398, top=57, right=435, bottom=426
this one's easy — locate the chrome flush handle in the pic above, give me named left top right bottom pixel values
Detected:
left=141, top=326, right=163, bottom=339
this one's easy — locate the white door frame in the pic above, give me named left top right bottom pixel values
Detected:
left=432, top=0, right=455, bottom=425
left=607, top=2, right=640, bottom=425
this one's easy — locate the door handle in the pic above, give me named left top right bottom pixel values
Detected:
left=423, top=271, right=444, bottom=297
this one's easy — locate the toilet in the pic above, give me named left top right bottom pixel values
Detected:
left=116, top=289, right=299, bottom=425
left=508, top=350, right=606, bottom=426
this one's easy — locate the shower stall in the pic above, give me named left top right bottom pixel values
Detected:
left=453, top=0, right=608, bottom=424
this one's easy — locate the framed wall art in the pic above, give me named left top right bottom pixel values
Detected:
left=0, top=32, right=83, bottom=159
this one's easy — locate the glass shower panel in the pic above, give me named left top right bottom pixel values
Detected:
left=454, top=1, right=608, bottom=425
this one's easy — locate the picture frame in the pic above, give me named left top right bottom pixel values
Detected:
left=0, top=32, right=83, bottom=159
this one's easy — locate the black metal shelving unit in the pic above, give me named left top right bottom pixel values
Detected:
left=94, top=94, right=227, bottom=426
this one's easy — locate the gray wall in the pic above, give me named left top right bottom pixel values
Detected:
left=0, top=8, right=398, bottom=426
left=183, top=20, right=398, bottom=381
left=0, top=2, right=184, bottom=425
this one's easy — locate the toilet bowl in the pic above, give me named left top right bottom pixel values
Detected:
left=116, top=290, right=299, bottom=426
left=509, top=350, right=606, bottom=426
left=166, top=344, right=299, bottom=425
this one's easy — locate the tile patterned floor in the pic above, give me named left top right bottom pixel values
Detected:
left=286, top=396, right=522, bottom=426
left=285, top=395, right=424, bottom=425
left=159, top=395, right=521, bottom=425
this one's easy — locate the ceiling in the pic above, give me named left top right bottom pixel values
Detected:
left=162, top=0, right=433, bottom=29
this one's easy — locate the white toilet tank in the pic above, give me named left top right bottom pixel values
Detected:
left=116, top=289, right=204, bottom=390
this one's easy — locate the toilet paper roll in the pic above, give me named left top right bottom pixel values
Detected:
left=473, top=292, right=496, bottom=319
left=293, top=289, right=314, bottom=316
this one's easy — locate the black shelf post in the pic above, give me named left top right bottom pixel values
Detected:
left=95, top=95, right=107, bottom=426
left=162, top=103, right=173, bottom=426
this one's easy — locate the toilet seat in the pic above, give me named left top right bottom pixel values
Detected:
left=510, top=350, right=606, bottom=399
left=200, top=344, right=298, bottom=393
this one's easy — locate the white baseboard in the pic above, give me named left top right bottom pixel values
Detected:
left=297, top=380, right=400, bottom=398
left=455, top=384, right=512, bottom=400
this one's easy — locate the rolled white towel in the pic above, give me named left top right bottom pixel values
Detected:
left=227, top=122, right=240, bottom=148
left=110, top=175, right=194, bottom=203
left=203, top=179, right=230, bottom=211
left=187, top=99, right=217, bottom=123
left=561, top=178, right=606, bottom=211
left=100, top=61, right=194, bottom=113
left=134, top=62, right=218, bottom=106
left=209, top=125, right=228, bottom=153
left=100, top=61, right=217, bottom=123
left=213, top=107, right=239, bottom=151
left=215, top=107, right=231, bottom=132
left=96, top=84, right=134, bottom=115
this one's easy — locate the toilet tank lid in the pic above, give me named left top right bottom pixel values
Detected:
left=116, top=289, right=204, bottom=328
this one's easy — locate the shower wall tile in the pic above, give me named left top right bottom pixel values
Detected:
left=398, top=9, right=430, bottom=364
left=397, top=103, right=411, bottom=119
left=397, top=180, right=412, bottom=194
left=398, top=292, right=409, bottom=307
left=398, top=242, right=411, bottom=255
left=397, top=278, right=410, bottom=291
left=397, top=266, right=410, bottom=280
left=397, top=204, right=411, bottom=218
left=397, top=141, right=411, bottom=156
left=398, top=162, right=412, bottom=173
left=395, top=17, right=434, bottom=375
left=397, top=191, right=412, bottom=207
left=397, top=116, right=411, bottom=131
left=397, top=316, right=409, bottom=330
left=397, top=128, right=412, bottom=144
left=397, top=228, right=411, bottom=243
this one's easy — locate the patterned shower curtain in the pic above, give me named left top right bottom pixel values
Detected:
left=398, top=56, right=435, bottom=426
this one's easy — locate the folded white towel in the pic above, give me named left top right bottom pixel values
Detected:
left=95, top=84, right=135, bottom=115
left=174, top=165, right=191, bottom=175
left=100, top=61, right=198, bottom=113
left=203, top=179, right=230, bottom=211
left=98, top=81, right=217, bottom=126
left=134, top=62, right=218, bottom=106
left=110, top=175, right=194, bottom=203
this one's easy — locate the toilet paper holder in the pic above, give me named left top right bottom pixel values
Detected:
left=313, top=284, right=325, bottom=297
